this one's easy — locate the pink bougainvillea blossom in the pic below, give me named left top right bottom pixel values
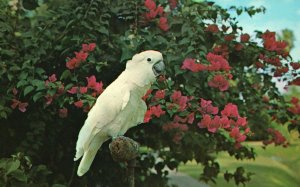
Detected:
left=158, top=17, right=169, bottom=31
left=181, top=58, right=206, bottom=72
left=240, top=33, right=250, bottom=42
left=208, top=74, right=229, bottom=91
left=206, top=53, right=231, bottom=71
left=11, top=99, right=28, bottom=112
left=59, top=108, right=68, bottom=118
left=74, top=100, right=83, bottom=108
left=199, top=98, right=218, bottom=115
left=171, top=90, right=189, bottom=111
left=205, top=24, right=219, bottom=33
left=221, top=103, right=239, bottom=118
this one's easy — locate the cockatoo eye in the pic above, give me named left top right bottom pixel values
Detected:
left=147, top=58, right=152, bottom=62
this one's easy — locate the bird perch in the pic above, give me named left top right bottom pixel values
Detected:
left=109, top=136, right=139, bottom=187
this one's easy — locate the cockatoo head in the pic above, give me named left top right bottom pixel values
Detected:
left=125, top=50, right=165, bottom=86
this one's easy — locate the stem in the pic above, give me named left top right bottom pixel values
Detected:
left=127, top=159, right=136, bottom=187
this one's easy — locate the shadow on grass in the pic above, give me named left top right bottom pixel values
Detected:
left=179, top=142, right=300, bottom=187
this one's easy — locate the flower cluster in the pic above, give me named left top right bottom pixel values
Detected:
left=181, top=52, right=232, bottom=91
left=198, top=101, right=250, bottom=148
left=68, top=75, right=103, bottom=97
left=144, top=105, right=165, bottom=123
left=143, top=88, right=250, bottom=147
left=205, top=24, right=219, bottom=33
left=287, top=97, right=300, bottom=115
left=68, top=75, right=103, bottom=111
left=11, top=99, right=28, bottom=112
left=263, top=128, right=288, bottom=147
left=66, top=43, right=96, bottom=69
left=143, top=0, right=170, bottom=31
left=44, top=74, right=65, bottom=105
left=262, top=30, right=287, bottom=54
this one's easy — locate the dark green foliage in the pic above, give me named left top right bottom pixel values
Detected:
left=0, top=0, right=297, bottom=186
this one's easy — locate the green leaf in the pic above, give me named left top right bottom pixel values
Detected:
left=10, top=169, right=27, bottom=182
left=33, top=92, right=44, bottom=102
left=24, top=86, right=34, bottom=96
left=17, top=80, right=28, bottom=88
left=6, top=160, right=20, bottom=175
left=60, top=70, right=71, bottom=80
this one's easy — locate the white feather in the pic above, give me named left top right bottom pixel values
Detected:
left=74, top=50, right=163, bottom=176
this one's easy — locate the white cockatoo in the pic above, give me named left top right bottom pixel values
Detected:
left=74, top=50, right=165, bottom=176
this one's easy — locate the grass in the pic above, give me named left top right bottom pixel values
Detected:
left=178, top=141, right=300, bottom=187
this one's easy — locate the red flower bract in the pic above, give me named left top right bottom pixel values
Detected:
left=171, top=90, right=189, bottom=111
left=206, top=52, right=231, bottom=71
left=208, top=74, right=229, bottom=91
left=181, top=58, right=206, bottom=72
left=221, top=103, right=239, bottom=118
left=206, top=24, right=219, bottom=33
left=59, top=108, right=68, bottom=118
left=199, top=98, right=218, bottom=115
left=158, top=17, right=169, bottom=31
left=145, top=0, right=156, bottom=10
left=240, top=33, right=250, bottom=42
left=154, top=90, right=165, bottom=99
left=74, top=100, right=83, bottom=108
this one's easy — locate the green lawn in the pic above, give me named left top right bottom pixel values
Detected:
left=178, top=142, right=300, bottom=187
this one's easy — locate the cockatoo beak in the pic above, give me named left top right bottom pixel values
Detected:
left=152, top=61, right=165, bottom=77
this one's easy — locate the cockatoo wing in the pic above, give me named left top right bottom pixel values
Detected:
left=74, top=84, right=131, bottom=162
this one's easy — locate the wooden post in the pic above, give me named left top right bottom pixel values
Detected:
left=109, top=136, right=139, bottom=187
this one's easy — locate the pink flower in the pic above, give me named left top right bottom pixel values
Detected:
left=206, top=24, right=219, bottom=33
left=224, top=34, right=235, bottom=41
left=158, top=17, right=169, bottom=31
left=171, top=90, right=188, bottom=111
left=11, top=99, right=28, bottom=112
left=208, top=74, right=229, bottom=91
left=220, top=116, right=230, bottom=129
left=86, top=75, right=104, bottom=94
left=291, top=62, right=300, bottom=70
left=59, top=108, right=68, bottom=118
left=240, top=34, right=250, bottom=42
left=67, top=87, right=78, bottom=94
left=74, top=100, right=83, bottom=108
left=181, top=58, right=206, bottom=72
left=86, top=75, right=97, bottom=88
left=198, top=114, right=220, bottom=133
left=199, top=98, right=218, bottom=115
left=75, top=51, right=88, bottom=61
left=234, top=43, right=244, bottom=51
left=82, top=43, right=96, bottom=52
left=142, top=89, right=153, bottom=101
left=150, top=105, right=165, bottom=117
left=80, top=87, right=88, bottom=94
left=236, top=117, right=247, bottom=127
left=145, top=0, right=156, bottom=10
left=48, top=74, right=57, bottom=82
left=88, top=43, right=96, bottom=51
left=154, top=90, right=165, bottom=99
left=12, top=88, right=18, bottom=95
left=198, top=114, right=210, bottom=127
left=18, top=102, right=29, bottom=112
left=230, top=127, right=246, bottom=142
left=291, top=97, right=299, bottom=105
left=168, top=0, right=178, bottom=9
left=221, top=103, right=239, bottom=118
left=186, top=112, right=195, bottom=124
left=66, top=58, right=80, bottom=70
left=206, top=53, right=231, bottom=71
left=45, top=95, right=53, bottom=105
left=144, top=109, right=152, bottom=123
left=11, top=99, right=20, bottom=109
